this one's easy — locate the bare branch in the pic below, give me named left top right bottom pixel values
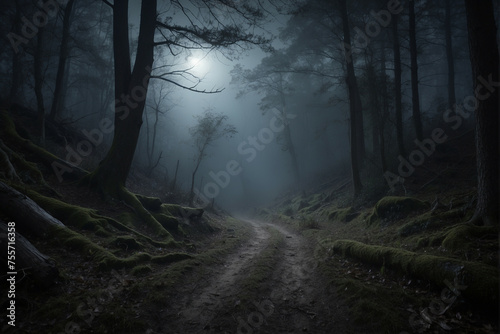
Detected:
left=101, top=0, right=113, bottom=9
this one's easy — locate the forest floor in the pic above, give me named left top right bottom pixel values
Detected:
left=1, top=106, right=499, bottom=334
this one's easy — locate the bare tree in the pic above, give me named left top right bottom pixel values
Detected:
left=143, top=84, right=171, bottom=176
left=82, top=0, right=268, bottom=200
left=189, top=111, right=236, bottom=206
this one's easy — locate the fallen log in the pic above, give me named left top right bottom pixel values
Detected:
left=0, top=221, right=59, bottom=286
left=331, top=239, right=498, bottom=307
left=0, top=181, right=65, bottom=235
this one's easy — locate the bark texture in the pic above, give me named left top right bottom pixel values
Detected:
left=464, top=0, right=499, bottom=225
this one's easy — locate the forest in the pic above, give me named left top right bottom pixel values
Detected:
left=0, top=0, right=498, bottom=333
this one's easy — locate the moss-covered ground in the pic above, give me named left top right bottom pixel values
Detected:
left=262, top=184, right=499, bottom=333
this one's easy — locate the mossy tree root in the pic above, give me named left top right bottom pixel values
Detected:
left=118, top=187, right=176, bottom=242
left=1, top=110, right=87, bottom=181
left=331, top=239, right=498, bottom=307
left=79, top=170, right=176, bottom=242
left=50, top=225, right=191, bottom=270
left=22, top=187, right=177, bottom=248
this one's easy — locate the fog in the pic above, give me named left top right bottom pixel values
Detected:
left=1, top=0, right=492, bottom=212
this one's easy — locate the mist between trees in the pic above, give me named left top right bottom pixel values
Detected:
left=192, top=109, right=297, bottom=208
left=1, top=0, right=497, bottom=222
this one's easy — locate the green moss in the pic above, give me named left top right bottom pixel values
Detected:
left=326, top=207, right=358, bottom=223
left=131, top=264, right=153, bottom=276
left=399, top=208, right=466, bottom=237
left=368, top=196, right=429, bottom=225
left=154, top=213, right=179, bottom=231
left=134, top=217, right=253, bottom=304
left=442, top=224, right=498, bottom=251
left=160, top=204, right=203, bottom=221
left=282, top=205, right=294, bottom=216
left=117, top=212, right=136, bottom=228
left=112, top=236, right=144, bottom=250
left=119, top=188, right=174, bottom=240
left=298, top=216, right=320, bottom=229
left=295, top=199, right=309, bottom=211
left=7, top=149, right=45, bottom=184
left=331, top=239, right=499, bottom=306
left=135, top=194, right=162, bottom=211
left=151, top=252, right=192, bottom=264
left=23, top=189, right=106, bottom=231
left=299, top=202, right=321, bottom=213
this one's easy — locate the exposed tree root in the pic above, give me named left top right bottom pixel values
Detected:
left=11, top=185, right=179, bottom=249
left=0, top=140, right=21, bottom=182
left=50, top=224, right=191, bottom=270
left=0, top=181, right=191, bottom=274
left=1, top=110, right=87, bottom=181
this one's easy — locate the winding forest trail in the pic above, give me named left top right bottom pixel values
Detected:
left=159, top=218, right=354, bottom=334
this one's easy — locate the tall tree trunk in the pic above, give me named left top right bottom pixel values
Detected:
left=464, top=0, right=499, bottom=226
left=409, top=0, right=423, bottom=141
left=144, top=100, right=161, bottom=176
left=339, top=0, right=362, bottom=196
left=379, top=45, right=388, bottom=172
left=366, top=61, right=380, bottom=157
left=392, top=12, right=405, bottom=156
left=34, top=28, right=45, bottom=146
left=279, top=86, right=301, bottom=190
left=86, top=0, right=156, bottom=193
left=49, top=0, right=75, bottom=121
left=445, top=0, right=456, bottom=111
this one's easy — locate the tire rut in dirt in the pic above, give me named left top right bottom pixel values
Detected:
left=160, top=220, right=271, bottom=333
left=240, top=220, right=351, bottom=334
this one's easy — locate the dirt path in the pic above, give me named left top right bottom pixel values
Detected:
left=159, top=218, right=354, bottom=334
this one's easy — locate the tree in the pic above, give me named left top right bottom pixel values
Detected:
left=444, top=0, right=456, bottom=111
left=231, top=52, right=302, bottom=191
left=464, top=0, right=499, bottom=226
left=82, top=0, right=268, bottom=196
left=409, top=0, right=423, bottom=141
left=188, top=111, right=236, bottom=207
left=48, top=0, right=75, bottom=121
left=34, top=26, right=45, bottom=146
left=142, top=84, right=171, bottom=177
left=339, top=0, right=363, bottom=196
left=392, top=9, right=405, bottom=156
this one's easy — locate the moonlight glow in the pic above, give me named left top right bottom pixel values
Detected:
left=187, top=54, right=209, bottom=74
